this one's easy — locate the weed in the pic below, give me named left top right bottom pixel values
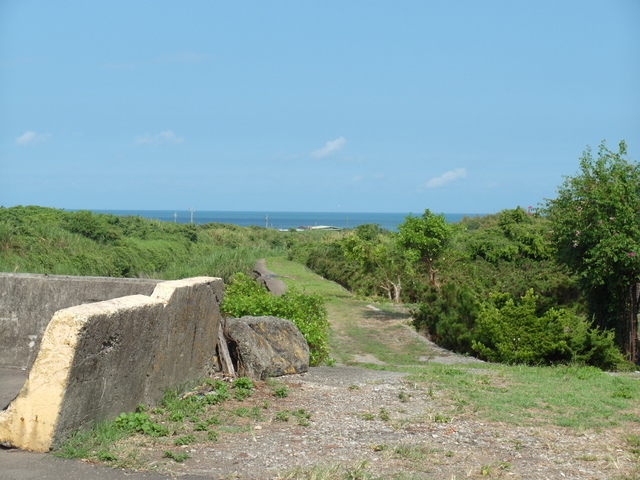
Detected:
left=206, top=414, right=222, bottom=425
left=349, top=384, right=361, bottom=390
left=275, top=409, right=312, bottom=425
left=113, top=410, right=168, bottom=437
left=274, top=411, right=290, bottom=422
left=174, top=434, right=196, bottom=446
left=163, top=450, right=190, bottom=463
left=576, top=455, right=599, bottom=461
left=433, top=413, right=451, bottom=423
left=378, top=408, right=391, bottom=421
left=273, top=385, right=289, bottom=398
left=392, top=444, right=437, bottom=461
left=207, top=430, right=219, bottom=442
left=234, top=388, right=252, bottom=401
left=344, top=461, right=371, bottom=480
left=398, top=390, right=410, bottom=402
left=627, top=434, right=640, bottom=455
left=193, top=421, right=208, bottom=431
left=292, top=409, right=312, bottom=426
left=98, top=451, right=119, bottom=463
left=360, top=412, right=376, bottom=421
left=232, top=406, right=264, bottom=420
left=233, top=377, right=255, bottom=390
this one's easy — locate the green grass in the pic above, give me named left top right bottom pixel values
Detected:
left=0, top=206, right=292, bottom=282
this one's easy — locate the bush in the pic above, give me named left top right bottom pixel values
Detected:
left=222, top=273, right=330, bottom=365
left=471, top=289, right=627, bottom=369
left=410, top=283, right=480, bottom=355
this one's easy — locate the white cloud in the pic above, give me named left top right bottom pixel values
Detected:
left=426, top=168, right=467, bottom=188
left=311, top=137, right=346, bottom=159
left=15, top=131, right=52, bottom=145
left=135, top=130, right=184, bottom=146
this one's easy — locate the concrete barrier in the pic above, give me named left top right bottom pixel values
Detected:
left=0, top=273, right=162, bottom=370
left=0, top=274, right=223, bottom=452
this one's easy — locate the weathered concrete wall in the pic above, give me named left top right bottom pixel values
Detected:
left=0, top=276, right=223, bottom=452
left=0, top=273, right=161, bottom=369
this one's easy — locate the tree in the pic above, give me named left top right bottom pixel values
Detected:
left=397, top=209, right=455, bottom=288
left=546, top=140, right=640, bottom=363
left=340, top=224, right=411, bottom=303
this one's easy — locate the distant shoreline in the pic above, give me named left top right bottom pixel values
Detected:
left=86, top=210, right=488, bottom=232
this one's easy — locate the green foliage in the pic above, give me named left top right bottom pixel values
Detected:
left=410, top=283, right=480, bottom=354
left=460, top=207, right=552, bottom=263
left=340, top=224, right=412, bottom=302
left=233, top=377, right=254, bottom=390
left=163, top=450, right=191, bottom=462
left=222, top=273, right=330, bottom=365
left=0, top=206, right=290, bottom=282
left=273, top=386, right=289, bottom=398
left=287, top=232, right=371, bottom=294
left=113, top=409, right=169, bottom=437
left=471, top=289, right=626, bottom=369
left=232, top=376, right=254, bottom=400
left=173, top=434, right=196, bottom=446
left=397, top=209, right=455, bottom=287
left=546, top=140, right=640, bottom=361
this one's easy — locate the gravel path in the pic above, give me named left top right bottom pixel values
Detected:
left=155, top=364, right=637, bottom=480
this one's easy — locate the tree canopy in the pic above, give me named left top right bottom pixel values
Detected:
left=397, top=209, right=455, bottom=287
left=546, top=140, right=640, bottom=363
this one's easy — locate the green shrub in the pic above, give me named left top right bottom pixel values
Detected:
left=471, top=289, right=626, bottom=369
left=222, top=273, right=330, bottom=365
left=411, top=283, right=480, bottom=354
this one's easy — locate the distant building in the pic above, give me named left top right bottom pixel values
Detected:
left=298, top=225, right=342, bottom=231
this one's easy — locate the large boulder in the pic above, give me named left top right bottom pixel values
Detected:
left=224, top=316, right=309, bottom=379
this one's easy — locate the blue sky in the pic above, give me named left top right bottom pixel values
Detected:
left=1, top=1, right=639, bottom=214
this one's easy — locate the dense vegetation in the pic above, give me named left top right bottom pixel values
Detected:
left=3, top=141, right=638, bottom=370
left=546, top=140, right=640, bottom=363
left=288, top=207, right=628, bottom=369
left=0, top=205, right=292, bottom=282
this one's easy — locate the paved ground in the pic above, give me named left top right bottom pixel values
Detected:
left=0, top=447, right=220, bottom=480
left=0, top=367, right=28, bottom=410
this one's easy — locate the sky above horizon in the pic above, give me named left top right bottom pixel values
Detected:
left=1, top=1, right=639, bottom=214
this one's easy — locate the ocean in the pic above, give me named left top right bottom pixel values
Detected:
left=91, top=210, right=487, bottom=231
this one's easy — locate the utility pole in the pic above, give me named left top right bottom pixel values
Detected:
left=189, top=207, right=195, bottom=224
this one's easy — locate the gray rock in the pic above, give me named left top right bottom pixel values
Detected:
left=252, top=259, right=287, bottom=296
left=224, top=316, right=309, bottom=379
